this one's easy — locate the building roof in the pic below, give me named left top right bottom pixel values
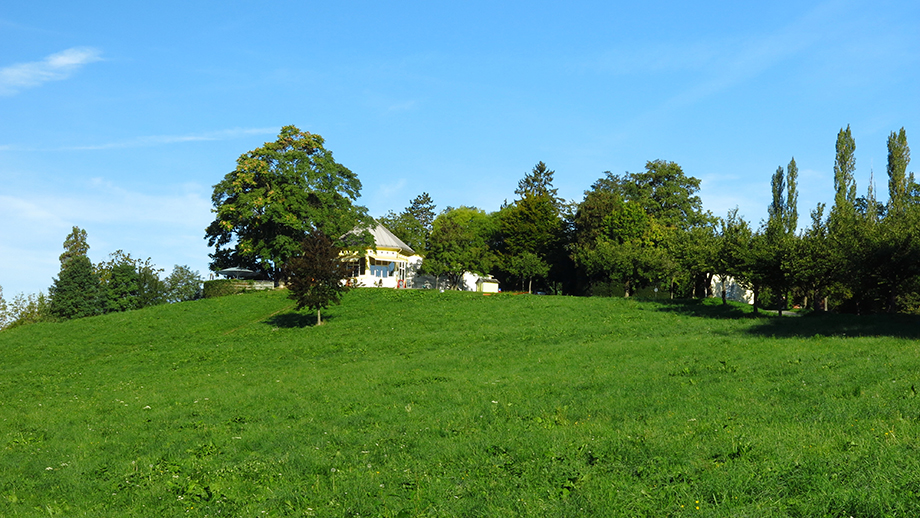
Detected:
left=353, top=221, right=416, bottom=255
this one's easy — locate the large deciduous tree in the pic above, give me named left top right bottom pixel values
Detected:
left=206, top=126, right=372, bottom=286
left=283, top=229, right=353, bottom=325
left=424, top=207, right=495, bottom=290
left=592, top=160, right=705, bottom=229
left=575, top=161, right=707, bottom=297
left=96, top=250, right=166, bottom=310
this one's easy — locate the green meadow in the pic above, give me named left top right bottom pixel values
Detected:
left=2, top=289, right=920, bottom=517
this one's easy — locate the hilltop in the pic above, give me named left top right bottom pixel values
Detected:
left=2, top=289, right=920, bottom=516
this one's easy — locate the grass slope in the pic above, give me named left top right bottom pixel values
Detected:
left=2, top=289, right=920, bottom=516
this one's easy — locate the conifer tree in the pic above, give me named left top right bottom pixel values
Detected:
left=49, top=254, right=103, bottom=319
left=49, top=227, right=104, bottom=320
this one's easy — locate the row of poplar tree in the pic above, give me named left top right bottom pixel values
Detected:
left=0, top=227, right=203, bottom=329
left=381, top=125, right=918, bottom=314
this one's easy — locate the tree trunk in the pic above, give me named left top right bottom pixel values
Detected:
left=752, top=285, right=760, bottom=315
left=887, top=290, right=898, bottom=313
left=721, top=287, right=727, bottom=305
left=316, top=307, right=322, bottom=326
left=528, top=278, right=532, bottom=294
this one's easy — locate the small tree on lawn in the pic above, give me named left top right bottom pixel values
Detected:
left=283, top=230, right=353, bottom=326
left=507, top=251, right=550, bottom=293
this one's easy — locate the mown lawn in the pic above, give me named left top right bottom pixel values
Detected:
left=2, top=289, right=920, bottom=516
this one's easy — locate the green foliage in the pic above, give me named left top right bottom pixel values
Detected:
left=506, top=251, right=550, bottom=293
left=0, top=286, right=6, bottom=329
left=0, top=288, right=45, bottom=330
left=515, top=161, right=562, bottom=208
left=831, top=125, right=858, bottom=229
left=575, top=161, right=714, bottom=298
left=49, top=255, right=104, bottom=320
left=425, top=206, right=495, bottom=289
left=592, top=160, right=705, bottom=229
left=96, top=250, right=167, bottom=311
left=104, top=262, right=140, bottom=313
left=5, top=290, right=920, bottom=516
left=572, top=185, right=677, bottom=296
left=59, top=226, right=89, bottom=266
left=164, top=265, right=203, bottom=303
left=202, top=279, right=249, bottom=298
left=205, top=125, right=373, bottom=283
left=282, top=230, right=352, bottom=325
left=378, top=193, right=436, bottom=255
left=491, top=163, right=568, bottom=293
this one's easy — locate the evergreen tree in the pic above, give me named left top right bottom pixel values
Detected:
left=59, top=226, right=89, bottom=266
left=379, top=193, right=436, bottom=255
left=49, top=254, right=103, bottom=319
left=494, top=163, right=565, bottom=293
left=515, top=162, right=562, bottom=208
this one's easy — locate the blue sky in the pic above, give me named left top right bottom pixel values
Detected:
left=1, top=0, right=918, bottom=297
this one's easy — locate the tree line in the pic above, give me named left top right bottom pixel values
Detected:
left=7, top=123, right=915, bottom=330
left=202, top=124, right=920, bottom=316
left=0, top=227, right=203, bottom=329
left=380, top=126, right=919, bottom=314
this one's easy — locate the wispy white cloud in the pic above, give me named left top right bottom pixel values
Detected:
left=0, top=127, right=279, bottom=152
left=0, top=47, right=102, bottom=96
left=376, top=177, right=408, bottom=199
left=64, top=127, right=278, bottom=151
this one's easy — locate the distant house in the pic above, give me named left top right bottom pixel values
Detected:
left=711, top=275, right=753, bottom=304
left=344, top=223, right=423, bottom=288
left=344, top=222, right=495, bottom=291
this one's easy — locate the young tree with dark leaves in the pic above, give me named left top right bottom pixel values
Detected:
left=283, top=230, right=353, bottom=326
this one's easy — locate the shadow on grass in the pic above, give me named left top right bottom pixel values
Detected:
left=263, top=312, right=331, bottom=329
left=653, top=298, right=920, bottom=339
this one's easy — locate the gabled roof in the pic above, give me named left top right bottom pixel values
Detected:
left=349, top=221, right=416, bottom=255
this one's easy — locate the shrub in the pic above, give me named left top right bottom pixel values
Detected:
left=203, top=279, right=255, bottom=298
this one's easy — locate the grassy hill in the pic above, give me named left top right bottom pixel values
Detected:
left=2, top=289, right=920, bottom=516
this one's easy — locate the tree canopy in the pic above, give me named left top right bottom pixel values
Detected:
left=379, top=193, right=436, bottom=256
left=206, top=126, right=372, bottom=285
left=424, top=207, right=495, bottom=289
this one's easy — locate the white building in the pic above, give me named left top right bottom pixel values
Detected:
left=345, top=222, right=497, bottom=291
left=711, top=275, right=754, bottom=304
